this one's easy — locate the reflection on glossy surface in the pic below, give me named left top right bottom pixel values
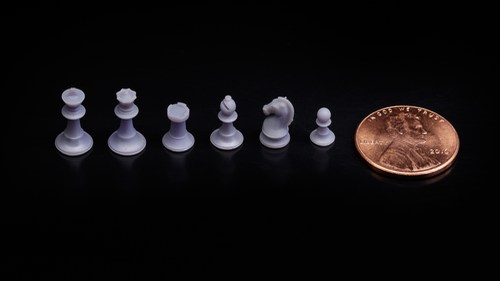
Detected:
left=110, top=149, right=144, bottom=192
left=110, top=149, right=144, bottom=170
left=260, top=145, right=290, bottom=185
left=58, top=148, right=91, bottom=171
left=212, top=144, right=241, bottom=161
left=211, top=145, right=241, bottom=188
left=369, top=162, right=455, bottom=188
left=57, top=149, right=91, bottom=197
left=261, top=145, right=289, bottom=162
left=311, top=142, right=334, bottom=173
left=164, top=148, right=191, bottom=183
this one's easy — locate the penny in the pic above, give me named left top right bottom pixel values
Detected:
left=355, top=105, right=459, bottom=177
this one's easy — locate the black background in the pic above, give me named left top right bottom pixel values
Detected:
left=4, top=1, right=492, bottom=278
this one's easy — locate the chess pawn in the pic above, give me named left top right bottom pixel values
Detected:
left=310, top=107, right=335, bottom=146
left=259, top=96, right=295, bottom=149
left=210, top=95, right=244, bottom=150
left=108, top=88, right=146, bottom=156
left=162, top=102, right=195, bottom=152
left=55, top=88, right=93, bottom=156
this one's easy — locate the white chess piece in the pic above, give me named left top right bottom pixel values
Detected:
left=310, top=107, right=335, bottom=146
left=162, top=102, right=195, bottom=152
left=108, top=88, right=146, bottom=156
left=210, top=95, right=244, bottom=150
left=259, top=96, right=294, bottom=149
left=55, top=88, right=93, bottom=156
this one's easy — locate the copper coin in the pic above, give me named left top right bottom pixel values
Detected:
left=355, top=105, right=459, bottom=177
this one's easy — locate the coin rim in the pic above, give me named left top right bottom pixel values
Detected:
left=354, top=105, right=460, bottom=178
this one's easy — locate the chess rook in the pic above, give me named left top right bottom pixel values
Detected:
left=55, top=88, right=93, bottom=156
left=162, top=102, right=195, bottom=152
left=108, top=88, right=146, bottom=156
left=259, top=96, right=295, bottom=149
left=210, top=95, right=244, bottom=150
left=310, top=107, right=335, bottom=146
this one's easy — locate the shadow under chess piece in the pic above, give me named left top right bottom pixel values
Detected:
left=58, top=150, right=90, bottom=171
left=110, top=148, right=144, bottom=171
left=162, top=102, right=195, bottom=152
left=57, top=147, right=91, bottom=196
left=259, top=96, right=295, bottom=149
left=110, top=150, right=144, bottom=192
left=311, top=142, right=334, bottom=173
left=210, top=95, right=244, bottom=150
left=164, top=148, right=191, bottom=184
left=108, top=88, right=147, bottom=156
left=211, top=144, right=242, bottom=187
left=55, top=88, right=93, bottom=156
left=260, top=145, right=291, bottom=185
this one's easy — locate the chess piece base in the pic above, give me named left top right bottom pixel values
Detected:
left=55, top=132, right=93, bottom=156
left=210, top=129, right=244, bottom=150
left=163, top=132, right=195, bottom=152
left=259, top=132, right=290, bottom=149
left=108, top=131, right=146, bottom=156
left=310, top=130, right=335, bottom=147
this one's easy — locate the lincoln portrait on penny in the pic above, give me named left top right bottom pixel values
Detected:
left=379, top=112, right=440, bottom=171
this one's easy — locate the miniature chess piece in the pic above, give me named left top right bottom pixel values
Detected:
left=108, top=88, right=146, bottom=156
left=259, top=96, right=294, bottom=149
left=55, top=87, right=93, bottom=156
left=310, top=107, right=335, bottom=146
left=210, top=95, right=244, bottom=150
left=162, top=102, right=195, bottom=152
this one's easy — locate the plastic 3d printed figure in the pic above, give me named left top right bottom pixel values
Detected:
left=259, top=96, right=295, bottom=149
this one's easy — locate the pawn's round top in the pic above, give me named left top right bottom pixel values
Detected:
left=316, top=107, right=331, bottom=127
left=62, top=88, right=85, bottom=107
left=168, top=102, right=190, bottom=122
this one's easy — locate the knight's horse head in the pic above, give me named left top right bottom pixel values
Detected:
left=262, top=97, right=294, bottom=126
left=261, top=97, right=295, bottom=140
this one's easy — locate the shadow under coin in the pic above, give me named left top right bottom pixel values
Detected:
left=369, top=162, right=455, bottom=188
